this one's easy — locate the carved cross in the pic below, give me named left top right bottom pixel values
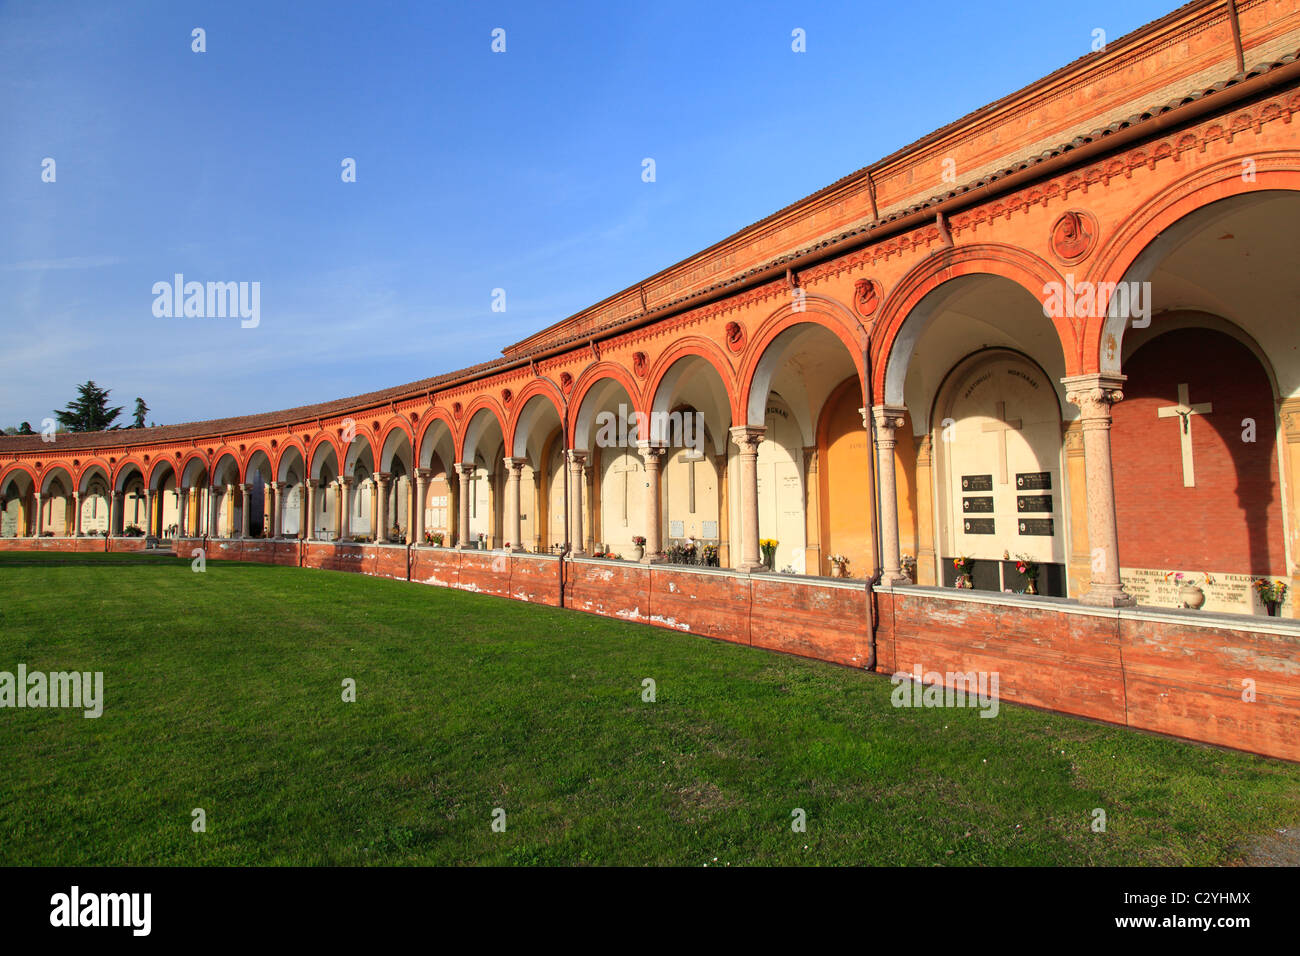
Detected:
left=1157, top=383, right=1212, bottom=487
left=980, top=401, right=1022, bottom=485
left=611, top=455, right=640, bottom=525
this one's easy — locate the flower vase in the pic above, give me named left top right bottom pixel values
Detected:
left=1025, top=578, right=1037, bottom=595
left=831, top=563, right=844, bottom=578
left=956, top=574, right=973, bottom=590
left=1179, top=584, right=1206, bottom=610
left=1265, top=600, right=1280, bottom=617
left=633, top=545, right=644, bottom=560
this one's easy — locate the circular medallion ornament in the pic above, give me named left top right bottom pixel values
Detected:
left=853, top=278, right=882, bottom=318
left=724, top=322, right=746, bottom=354
left=1050, top=210, right=1098, bottom=264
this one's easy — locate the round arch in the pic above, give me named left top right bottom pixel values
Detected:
left=505, top=380, right=565, bottom=461
left=568, top=363, right=643, bottom=450
left=874, top=244, right=1074, bottom=406
left=1083, top=159, right=1300, bottom=375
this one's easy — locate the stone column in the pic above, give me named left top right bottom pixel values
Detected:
left=298, top=483, right=308, bottom=539
left=637, top=441, right=667, bottom=563
left=373, top=473, right=389, bottom=544
left=1063, top=374, right=1135, bottom=607
left=238, top=484, right=250, bottom=538
left=414, top=468, right=430, bottom=546
left=728, top=425, right=766, bottom=572
left=502, top=458, right=525, bottom=552
left=143, top=489, right=154, bottom=536
left=73, top=492, right=83, bottom=536
left=305, top=479, right=318, bottom=541
left=34, top=492, right=43, bottom=536
left=455, top=464, right=474, bottom=548
left=177, top=487, right=187, bottom=537
left=871, top=406, right=910, bottom=585
left=565, top=450, right=587, bottom=555
left=111, top=491, right=123, bottom=537
left=339, top=477, right=352, bottom=540
left=270, top=483, right=283, bottom=538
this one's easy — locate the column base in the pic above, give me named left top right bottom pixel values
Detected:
left=639, top=554, right=665, bottom=565
left=1079, top=586, right=1137, bottom=608
left=737, top=561, right=767, bottom=573
left=507, top=545, right=526, bottom=554
left=880, top=571, right=912, bottom=587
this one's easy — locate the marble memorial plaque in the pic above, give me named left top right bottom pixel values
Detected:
left=1018, top=518, right=1054, bottom=536
left=963, top=518, right=995, bottom=535
left=961, top=474, right=993, bottom=492
left=1016, top=472, right=1052, bottom=490
left=701, top=520, right=718, bottom=538
left=1016, top=495, right=1053, bottom=513
left=962, top=496, right=994, bottom=513
left=669, top=521, right=684, bottom=538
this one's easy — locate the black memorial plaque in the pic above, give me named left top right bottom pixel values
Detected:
left=963, top=518, right=996, bottom=535
left=1018, top=518, right=1055, bottom=536
left=1016, top=472, right=1052, bottom=490
left=962, top=496, right=994, bottom=513
left=961, top=474, right=993, bottom=492
left=1016, top=495, right=1053, bottom=513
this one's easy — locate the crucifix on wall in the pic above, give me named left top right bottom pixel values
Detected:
left=685, top=452, right=702, bottom=514
left=980, top=401, right=1022, bottom=485
left=1157, top=382, right=1212, bottom=487
left=611, top=456, right=639, bottom=526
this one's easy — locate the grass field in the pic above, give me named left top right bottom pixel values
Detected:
left=1, top=551, right=1297, bottom=866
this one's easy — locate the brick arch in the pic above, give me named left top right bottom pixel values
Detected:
left=567, top=361, right=644, bottom=448
left=178, top=451, right=210, bottom=487
left=306, top=434, right=343, bottom=479
left=112, top=457, right=149, bottom=492
left=505, top=379, right=565, bottom=460
left=457, top=396, right=508, bottom=463
left=376, top=416, right=415, bottom=472
left=0, top=461, right=38, bottom=490
left=207, top=447, right=242, bottom=486
left=738, top=298, right=868, bottom=428
left=415, top=407, right=458, bottom=469
left=147, top=455, right=181, bottom=489
left=272, top=436, right=308, bottom=481
left=873, top=244, right=1074, bottom=407
left=242, top=443, right=276, bottom=482
left=1083, top=156, right=1300, bottom=376
left=645, top=337, right=737, bottom=412
left=38, top=463, right=75, bottom=495
left=77, top=457, right=114, bottom=493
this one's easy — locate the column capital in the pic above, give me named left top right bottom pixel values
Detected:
left=565, top=449, right=588, bottom=467
left=338, top=475, right=352, bottom=488
left=238, top=482, right=248, bottom=492
left=306, top=478, right=319, bottom=489
left=1061, top=373, right=1127, bottom=417
left=869, top=405, right=908, bottom=432
left=72, top=490, right=81, bottom=500
left=453, top=462, right=475, bottom=477
left=635, top=440, right=668, bottom=462
left=270, top=481, right=283, bottom=491
left=502, top=457, right=527, bottom=473
left=728, top=425, right=765, bottom=453
left=415, top=467, right=432, bottom=481
left=375, top=471, right=392, bottom=484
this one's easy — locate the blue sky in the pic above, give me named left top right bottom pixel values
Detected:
left=1, top=0, right=1177, bottom=428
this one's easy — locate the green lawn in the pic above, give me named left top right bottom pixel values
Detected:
left=1, top=551, right=1297, bottom=866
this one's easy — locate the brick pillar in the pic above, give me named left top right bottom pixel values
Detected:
left=305, top=479, right=318, bottom=541
left=375, top=473, right=390, bottom=544
left=637, top=441, right=666, bottom=563
left=565, top=450, right=587, bottom=555
left=1063, top=374, right=1135, bottom=607
left=239, top=483, right=250, bottom=538
left=729, top=425, right=765, bottom=572
left=502, top=458, right=525, bottom=552
left=414, top=468, right=430, bottom=546
left=455, top=464, right=474, bottom=548
left=872, top=405, right=910, bottom=585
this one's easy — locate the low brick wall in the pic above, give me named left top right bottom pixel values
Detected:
left=878, top=585, right=1300, bottom=762
left=6, top=536, right=1298, bottom=762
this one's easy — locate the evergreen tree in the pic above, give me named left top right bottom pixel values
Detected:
left=132, top=397, right=149, bottom=429
left=54, top=381, right=122, bottom=432
left=18, top=422, right=32, bottom=434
